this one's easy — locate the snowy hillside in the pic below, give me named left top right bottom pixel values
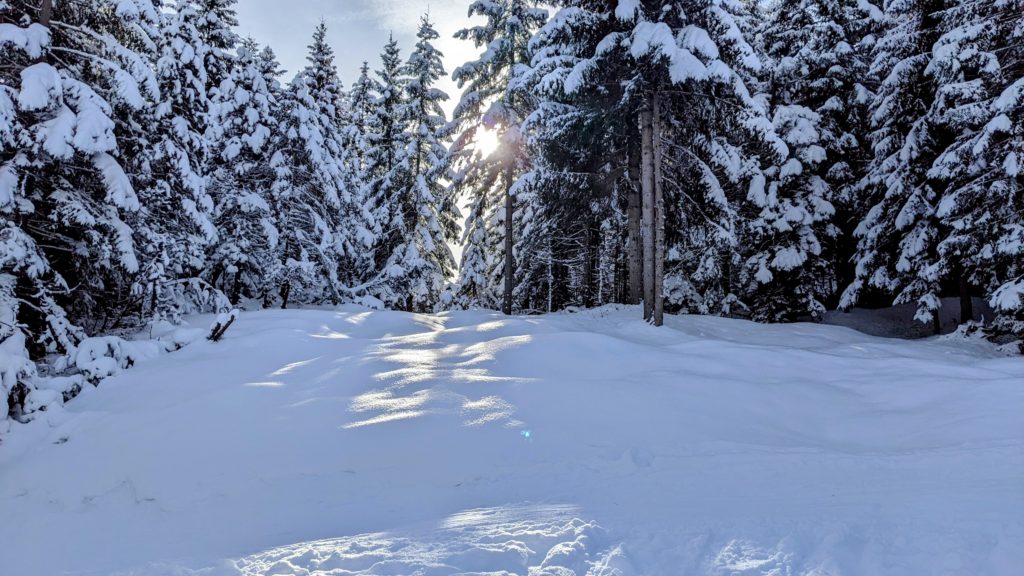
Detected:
left=1, top=306, right=1021, bottom=575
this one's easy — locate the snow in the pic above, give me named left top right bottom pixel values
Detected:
left=629, top=22, right=709, bottom=82
left=0, top=161, right=17, bottom=211
left=614, top=0, right=639, bottom=22
left=94, top=152, right=141, bottom=211
left=17, top=63, right=62, bottom=111
left=0, top=305, right=1021, bottom=575
left=0, top=22, right=50, bottom=60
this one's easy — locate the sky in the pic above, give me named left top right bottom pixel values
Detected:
left=235, top=0, right=483, bottom=114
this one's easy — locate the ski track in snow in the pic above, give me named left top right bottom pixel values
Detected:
left=0, top=305, right=1022, bottom=575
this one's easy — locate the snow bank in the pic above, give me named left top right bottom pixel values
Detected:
left=0, top=306, right=1020, bottom=575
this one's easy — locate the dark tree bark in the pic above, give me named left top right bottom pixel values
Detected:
left=959, top=273, right=973, bottom=324
left=279, top=281, right=290, bottom=310
left=230, top=269, right=243, bottom=305
left=502, top=166, right=515, bottom=315
left=626, top=127, right=643, bottom=305
left=652, top=93, right=665, bottom=327
left=640, top=99, right=655, bottom=322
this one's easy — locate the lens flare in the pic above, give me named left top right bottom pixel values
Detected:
left=476, top=128, right=499, bottom=157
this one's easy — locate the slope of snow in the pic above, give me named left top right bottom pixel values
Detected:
left=0, top=305, right=1021, bottom=575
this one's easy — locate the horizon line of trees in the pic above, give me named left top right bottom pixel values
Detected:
left=1, top=0, right=1022, bottom=424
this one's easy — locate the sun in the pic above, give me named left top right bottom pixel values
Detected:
left=474, top=127, right=500, bottom=157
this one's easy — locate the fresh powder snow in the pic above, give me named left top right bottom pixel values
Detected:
left=1, top=305, right=1020, bottom=575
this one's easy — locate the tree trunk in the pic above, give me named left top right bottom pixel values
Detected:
left=280, top=281, right=290, bottom=310
left=230, top=269, right=243, bottom=304
left=502, top=166, right=514, bottom=315
left=959, top=273, right=973, bottom=324
left=627, top=132, right=643, bottom=306
left=546, top=238, right=554, bottom=313
left=652, top=93, right=665, bottom=327
left=582, top=225, right=595, bottom=308
left=640, top=99, right=656, bottom=322
left=932, top=308, right=941, bottom=335
left=209, top=263, right=225, bottom=292
left=35, top=1, right=52, bottom=64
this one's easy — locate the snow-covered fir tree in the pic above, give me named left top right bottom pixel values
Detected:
left=528, top=0, right=788, bottom=324
left=196, top=0, right=240, bottom=75
left=522, top=3, right=637, bottom=311
left=205, top=38, right=280, bottom=304
left=343, top=61, right=375, bottom=177
left=268, top=22, right=356, bottom=307
left=364, top=34, right=410, bottom=302
left=760, top=0, right=882, bottom=311
left=927, top=0, right=1024, bottom=345
left=133, top=0, right=224, bottom=323
left=375, top=15, right=458, bottom=311
left=740, top=104, right=837, bottom=321
left=841, top=0, right=953, bottom=329
left=0, top=0, right=160, bottom=420
left=448, top=0, right=548, bottom=313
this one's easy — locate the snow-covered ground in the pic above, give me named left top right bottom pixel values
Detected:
left=1, top=306, right=1022, bottom=575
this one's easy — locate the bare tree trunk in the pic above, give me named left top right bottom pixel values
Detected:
left=38, top=0, right=53, bottom=28
left=583, top=225, right=598, bottom=307
left=932, top=308, right=941, bottom=335
left=34, top=1, right=51, bottom=62
left=230, top=269, right=243, bottom=304
left=280, top=281, right=290, bottom=310
left=627, top=131, right=642, bottom=305
left=959, top=272, right=973, bottom=324
left=209, top=263, right=224, bottom=292
left=652, top=93, right=665, bottom=327
left=502, top=166, right=514, bottom=315
left=546, top=237, right=553, bottom=313
left=640, top=99, right=655, bottom=322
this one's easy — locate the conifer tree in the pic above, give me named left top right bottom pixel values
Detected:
left=376, top=15, right=458, bottom=311
left=759, top=0, right=882, bottom=314
left=928, top=0, right=1024, bottom=344
left=132, top=0, right=226, bottom=323
left=206, top=39, right=280, bottom=304
left=449, top=0, right=548, bottom=313
left=364, top=35, right=410, bottom=297
left=529, top=0, right=784, bottom=325
left=344, top=61, right=375, bottom=174
left=841, top=0, right=952, bottom=330
left=0, top=0, right=161, bottom=417
left=269, top=23, right=352, bottom=307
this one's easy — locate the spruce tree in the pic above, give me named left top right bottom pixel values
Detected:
left=376, top=15, right=458, bottom=311
left=449, top=0, right=548, bottom=313
left=364, top=34, right=410, bottom=299
left=205, top=39, right=280, bottom=304
left=929, top=0, right=1024, bottom=344
left=529, top=0, right=784, bottom=324
left=268, top=23, right=352, bottom=307
left=841, top=0, right=952, bottom=330
left=0, top=0, right=160, bottom=419
left=757, top=0, right=882, bottom=317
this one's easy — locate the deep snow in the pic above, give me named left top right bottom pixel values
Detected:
left=1, top=306, right=1022, bottom=575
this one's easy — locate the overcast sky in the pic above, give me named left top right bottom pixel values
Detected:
left=235, top=0, right=483, bottom=114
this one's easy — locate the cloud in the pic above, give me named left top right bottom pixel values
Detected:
left=356, top=0, right=469, bottom=34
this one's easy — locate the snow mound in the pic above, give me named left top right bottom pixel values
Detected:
left=233, top=504, right=622, bottom=576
